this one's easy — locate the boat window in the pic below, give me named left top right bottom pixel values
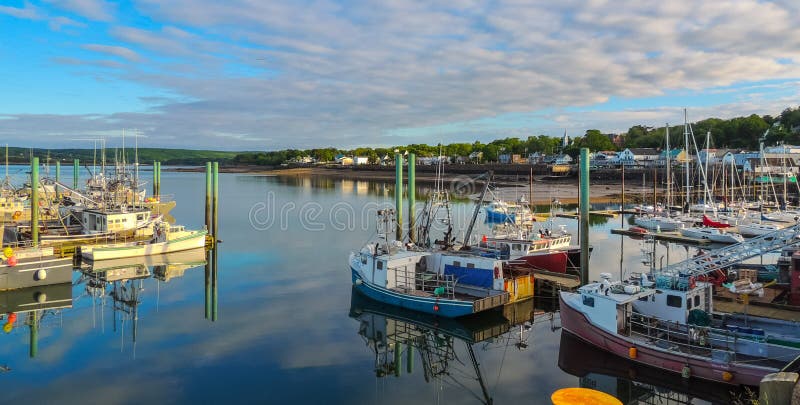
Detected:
left=694, top=295, right=700, bottom=307
left=512, top=244, right=521, bottom=251
left=582, top=295, right=595, bottom=307
left=638, top=296, right=648, bottom=302
left=377, top=261, right=383, bottom=270
left=687, top=297, right=693, bottom=309
left=466, top=263, right=475, bottom=268
left=453, top=261, right=461, bottom=267
left=361, top=254, right=367, bottom=265
left=137, top=214, right=144, bottom=220
left=666, top=295, right=682, bottom=308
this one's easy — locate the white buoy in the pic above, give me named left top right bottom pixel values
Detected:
left=35, top=269, right=46, bottom=281
left=35, top=292, right=47, bottom=303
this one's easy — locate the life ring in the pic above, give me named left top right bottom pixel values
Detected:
left=689, top=276, right=696, bottom=290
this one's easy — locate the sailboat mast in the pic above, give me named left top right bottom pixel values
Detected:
left=665, top=124, right=671, bottom=208
left=684, top=109, right=691, bottom=209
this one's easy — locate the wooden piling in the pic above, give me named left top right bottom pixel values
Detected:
left=579, top=148, right=590, bottom=286
left=205, top=162, right=212, bottom=233
left=395, top=153, right=403, bottom=240
left=212, top=162, right=219, bottom=238
left=55, top=161, right=60, bottom=198
left=73, top=159, right=79, bottom=189
left=408, top=153, right=416, bottom=243
left=29, top=312, right=37, bottom=358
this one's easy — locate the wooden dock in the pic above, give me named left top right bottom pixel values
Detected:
left=610, top=228, right=711, bottom=245
left=713, top=299, right=800, bottom=322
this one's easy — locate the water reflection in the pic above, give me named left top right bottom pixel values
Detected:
left=0, top=283, right=73, bottom=361
left=558, top=331, right=742, bottom=404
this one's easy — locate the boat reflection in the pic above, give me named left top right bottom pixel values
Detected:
left=76, top=248, right=211, bottom=355
left=349, top=289, right=558, bottom=404
left=558, top=331, right=745, bottom=404
left=0, top=283, right=73, bottom=362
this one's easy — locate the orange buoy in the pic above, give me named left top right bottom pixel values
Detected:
left=7, top=256, right=17, bottom=267
left=551, top=388, right=622, bottom=405
left=7, top=313, right=16, bottom=323
left=628, top=347, right=637, bottom=359
left=722, top=371, right=733, bottom=382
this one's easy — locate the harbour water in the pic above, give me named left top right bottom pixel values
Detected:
left=0, top=170, right=749, bottom=403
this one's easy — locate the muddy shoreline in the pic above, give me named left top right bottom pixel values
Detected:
left=170, top=165, right=658, bottom=205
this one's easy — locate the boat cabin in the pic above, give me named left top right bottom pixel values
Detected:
left=79, top=207, right=153, bottom=233
left=480, top=234, right=571, bottom=260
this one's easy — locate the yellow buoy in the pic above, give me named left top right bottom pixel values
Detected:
left=2, top=323, right=12, bottom=334
left=722, top=371, right=733, bottom=382
left=551, top=388, right=622, bottom=405
left=3, top=247, right=12, bottom=258
left=628, top=347, right=637, bottom=359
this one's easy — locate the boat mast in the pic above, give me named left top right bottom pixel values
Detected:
left=684, top=109, right=691, bottom=210
left=665, top=124, right=671, bottom=209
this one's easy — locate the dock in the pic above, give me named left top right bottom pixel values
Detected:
left=555, top=210, right=619, bottom=219
left=610, top=228, right=711, bottom=245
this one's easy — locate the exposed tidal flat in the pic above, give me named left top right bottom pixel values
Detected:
left=0, top=168, right=746, bottom=403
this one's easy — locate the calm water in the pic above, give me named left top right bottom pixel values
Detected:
left=0, top=169, right=747, bottom=404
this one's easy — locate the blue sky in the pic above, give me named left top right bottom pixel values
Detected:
left=1, top=0, right=799, bottom=150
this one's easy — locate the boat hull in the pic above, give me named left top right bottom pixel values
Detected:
left=82, top=231, right=207, bottom=261
left=559, top=293, right=772, bottom=386
left=351, top=267, right=476, bottom=318
left=0, top=256, right=73, bottom=290
left=633, top=217, right=682, bottom=231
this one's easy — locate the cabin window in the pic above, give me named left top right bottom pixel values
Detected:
left=137, top=214, right=144, bottom=220
left=466, top=263, right=475, bottom=268
left=361, top=255, right=367, bottom=265
left=377, top=261, right=383, bottom=270
left=687, top=297, right=693, bottom=309
left=453, top=261, right=461, bottom=267
left=638, top=296, right=648, bottom=302
left=512, top=244, right=521, bottom=251
left=694, top=295, right=700, bottom=307
left=666, top=295, right=682, bottom=308
left=582, top=295, right=595, bottom=307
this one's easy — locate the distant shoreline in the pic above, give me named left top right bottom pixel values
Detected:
left=169, top=164, right=656, bottom=205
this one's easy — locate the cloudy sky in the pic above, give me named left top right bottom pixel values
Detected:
left=1, top=0, right=799, bottom=150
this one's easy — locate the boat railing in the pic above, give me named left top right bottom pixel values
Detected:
left=393, top=265, right=455, bottom=299
left=626, top=311, right=748, bottom=361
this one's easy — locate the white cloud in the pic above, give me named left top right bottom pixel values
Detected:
left=2, top=0, right=800, bottom=148
left=81, top=44, right=141, bottom=62
left=43, top=0, right=115, bottom=22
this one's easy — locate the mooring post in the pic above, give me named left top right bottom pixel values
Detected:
left=29, top=312, right=38, bottom=358
left=408, top=153, right=416, bottom=243
left=205, top=249, right=211, bottom=320
left=212, top=162, right=219, bottom=239
left=157, top=161, right=162, bottom=197
left=579, top=148, right=590, bottom=286
left=73, top=159, right=79, bottom=189
left=621, top=163, right=625, bottom=227
left=395, top=153, right=403, bottom=240
left=212, top=244, right=218, bottom=322
left=31, top=157, right=39, bottom=247
left=153, top=161, right=158, bottom=197
left=406, top=344, right=414, bottom=374
left=394, top=342, right=402, bottom=377
left=205, top=162, right=212, bottom=232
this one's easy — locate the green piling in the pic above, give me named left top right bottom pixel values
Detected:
left=153, top=161, right=158, bottom=196
left=31, top=157, right=39, bottom=247
left=55, top=161, right=60, bottom=198
left=205, top=249, right=211, bottom=320
left=157, top=161, right=162, bottom=197
left=579, top=148, right=590, bottom=285
left=29, top=312, right=38, bottom=358
left=205, top=162, right=212, bottom=232
left=73, top=159, right=79, bottom=189
left=395, top=153, right=403, bottom=240
left=212, top=162, right=219, bottom=238
left=394, top=343, right=402, bottom=377
left=406, top=344, right=413, bottom=374
left=212, top=244, right=218, bottom=322
left=408, top=153, right=416, bottom=243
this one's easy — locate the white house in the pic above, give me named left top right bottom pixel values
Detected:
left=354, top=156, right=369, bottom=165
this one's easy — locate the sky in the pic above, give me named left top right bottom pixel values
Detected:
left=1, top=0, right=799, bottom=151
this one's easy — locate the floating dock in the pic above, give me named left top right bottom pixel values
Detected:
left=555, top=210, right=619, bottom=219
left=610, top=228, right=711, bottom=245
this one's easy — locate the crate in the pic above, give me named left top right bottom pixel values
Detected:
left=738, top=269, right=758, bottom=283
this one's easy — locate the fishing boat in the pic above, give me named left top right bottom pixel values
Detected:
left=349, top=209, right=508, bottom=318
left=560, top=271, right=800, bottom=386
left=472, top=230, right=577, bottom=274
left=81, top=222, right=207, bottom=261
left=0, top=246, right=73, bottom=290
left=679, top=227, right=743, bottom=244
left=484, top=200, right=532, bottom=224
left=633, top=215, right=684, bottom=231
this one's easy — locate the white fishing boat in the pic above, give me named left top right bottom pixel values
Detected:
left=633, top=215, right=683, bottom=231
left=679, top=227, right=743, bottom=244
left=81, top=222, right=207, bottom=261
